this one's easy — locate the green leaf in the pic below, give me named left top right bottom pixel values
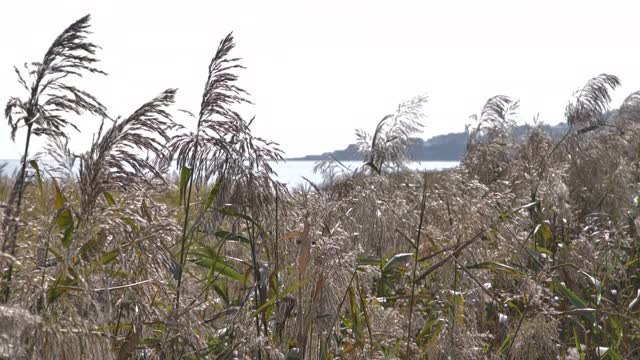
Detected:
left=121, top=217, right=140, bottom=232
left=212, top=283, right=229, bottom=305
left=141, top=199, right=152, bottom=222
left=217, top=207, right=271, bottom=240
left=103, top=323, right=133, bottom=332
left=609, top=316, right=623, bottom=342
left=214, top=230, right=251, bottom=245
left=553, top=279, right=594, bottom=322
left=191, top=244, right=247, bottom=283
left=253, top=277, right=311, bottom=316
left=539, top=223, right=553, bottom=242
left=179, top=166, right=192, bottom=206
left=496, top=334, right=513, bottom=356
left=169, top=257, right=181, bottom=281
left=53, top=179, right=66, bottom=210
left=382, top=252, right=414, bottom=274
left=416, top=318, right=442, bottom=345
left=507, top=301, right=523, bottom=317
left=573, top=326, right=585, bottom=360
left=103, top=191, right=116, bottom=206
left=348, top=286, right=362, bottom=340
left=204, top=180, right=223, bottom=212
left=99, top=250, right=119, bottom=265
left=534, top=246, right=554, bottom=256
left=357, top=256, right=385, bottom=267
left=57, top=208, right=74, bottom=248
left=192, top=256, right=246, bottom=283
left=105, top=268, right=129, bottom=278
left=599, top=348, right=624, bottom=360
left=29, top=160, right=44, bottom=200
left=340, top=315, right=353, bottom=330
left=46, top=272, right=79, bottom=303
left=624, top=257, right=639, bottom=268
left=356, top=282, right=372, bottom=341
left=453, top=292, right=465, bottom=326
left=48, top=248, right=64, bottom=262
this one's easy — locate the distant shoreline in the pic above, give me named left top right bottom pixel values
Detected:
left=285, top=122, right=569, bottom=163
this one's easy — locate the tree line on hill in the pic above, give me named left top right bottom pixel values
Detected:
left=291, top=122, right=570, bottom=161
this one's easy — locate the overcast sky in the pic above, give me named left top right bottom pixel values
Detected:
left=1, top=0, right=640, bottom=159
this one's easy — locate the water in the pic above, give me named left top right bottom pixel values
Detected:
left=1, top=159, right=459, bottom=187
left=270, top=161, right=458, bottom=186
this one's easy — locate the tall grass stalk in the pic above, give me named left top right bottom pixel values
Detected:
left=0, top=123, right=32, bottom=302
left=2, top=14, right=106, bottom=302
left=172, top=32, right=249, bottom=311
left=406, top=173, right=428, bottom=354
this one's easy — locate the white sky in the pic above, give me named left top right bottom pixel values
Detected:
left=1, top=0, right=640, bottom=159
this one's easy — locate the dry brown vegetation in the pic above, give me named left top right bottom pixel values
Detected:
left=1, top=15, right=640, bottom=360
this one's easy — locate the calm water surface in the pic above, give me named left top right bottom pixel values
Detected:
left=270, top=161, right=458, bottom=186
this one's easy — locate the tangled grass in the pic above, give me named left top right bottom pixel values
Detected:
left=1, top=14, right=640, bottom=360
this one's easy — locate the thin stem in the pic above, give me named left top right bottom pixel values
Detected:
left=406, top=173, right=428, bottom=354
left=38, top=215, right=58, bottom=312
left=1, top=123, right=33, bottom=302
left=504, top=308, right=528, bottom=359
left=450, top=255, right=459, bottom=351
left=248, top=221, right=263, bottom=360
left=449, top=196, right=460, bottom=353
left=174, top=120, right=202, bottom=311
left=452, top=257, right=503, bottom=303
left=355, top=272, right=374, bottom=359
left=274, top=186, right=279, bottom=298
left=324, top=265, right=359, bottom=348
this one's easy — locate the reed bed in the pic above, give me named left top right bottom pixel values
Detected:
left=1, top=15, right=640, bottom=360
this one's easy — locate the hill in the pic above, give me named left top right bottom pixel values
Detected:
left=290, top=122, right=569, bottom=161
